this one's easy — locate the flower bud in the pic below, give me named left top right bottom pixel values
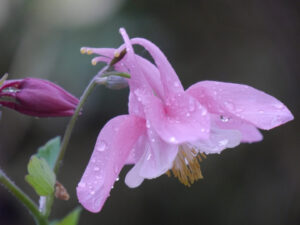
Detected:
left=0, top=78, right=79, bottom=117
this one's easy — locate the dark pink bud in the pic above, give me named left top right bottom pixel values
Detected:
left=0, top=78, right=79, bottom=117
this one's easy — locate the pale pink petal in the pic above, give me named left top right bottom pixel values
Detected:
left=187, top=81, right=294, bottom=130
left=131, top=37, right=184, bottom=97
left=212, top=114, right=263, bottom=143
left=126, top=134, right=147, bottom=164
left=125, top=128, right=178, bottom=187
left=134, top=89, right=210, bottom=144
left=192, top=126, right=241, bottom=154
left=77, top=115, right=145, bottom=213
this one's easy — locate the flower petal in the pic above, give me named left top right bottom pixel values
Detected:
left=212, top=114, right=263, bottom=143
left=187, top=81, right=294, bottom=130
left=192, top=126, right=241, bottom=154
left=131, top=38, right=184, bottom=97
left=77, top=115, right=145, bottom=213
left=125, top=128, right=178, bottom=187
left=134, top=89, right=210, bottom=144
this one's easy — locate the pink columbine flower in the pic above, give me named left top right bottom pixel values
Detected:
left=77, top=28, right=293, bottom=213
left=0, top=78, right=79, bottom=117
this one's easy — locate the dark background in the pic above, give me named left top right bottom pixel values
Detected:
left=0, top=0, right=299, bottom=224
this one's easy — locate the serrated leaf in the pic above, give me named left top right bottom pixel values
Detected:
left=25, top=156, right=56, bottom=196
left=55, top=207, right=82, bottom=225
left=37, top=136, right=61, bottom=170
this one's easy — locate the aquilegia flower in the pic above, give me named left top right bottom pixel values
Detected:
left=77, top=28, right=293, bottom=212
left=0, top=78, right=79, bottom=117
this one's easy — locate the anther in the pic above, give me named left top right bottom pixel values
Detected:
left=91, top=59, right=97, bottom=66
left=87, top=49, right=93, bottom=55
left=80, top=47, right=87, bottom=54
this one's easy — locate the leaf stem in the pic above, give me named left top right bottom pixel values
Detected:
left=0, top=169, right=48, bottom=225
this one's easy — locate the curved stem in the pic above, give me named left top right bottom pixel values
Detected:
left=0, top=169, right=48, bottom=225
left=53, top=78, right=97, bottom=174
left=43, top=52, right=128, bottom=217
left=41, top=78, right=97, bottom=218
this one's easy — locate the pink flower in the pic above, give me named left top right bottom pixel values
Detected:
left=77, top=28, right=293, bottom=212
left=0, top=78, right=79, bottom=117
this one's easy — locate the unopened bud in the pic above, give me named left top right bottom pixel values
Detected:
left=0, top=78, right=79, bottom=117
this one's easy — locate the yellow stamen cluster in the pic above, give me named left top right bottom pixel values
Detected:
left=166, top=147, right=206, bottom=187
left=80, top=47, right=93, bottom=55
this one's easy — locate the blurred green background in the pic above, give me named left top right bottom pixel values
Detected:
left=0, top=0, right=299, bottom=224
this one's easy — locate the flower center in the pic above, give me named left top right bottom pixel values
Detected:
left=166, top=145, right=206, bottom=187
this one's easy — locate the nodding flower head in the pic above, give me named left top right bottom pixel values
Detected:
left=77, top=28, right=294, bottom=213
left=0, top=78, right=79, bottom=117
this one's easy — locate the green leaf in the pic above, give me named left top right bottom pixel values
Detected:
left=55, top=207, right=82, bottom=225
left=25, top=156, right=56, bottom=196
left=36, top=136, right=61, bottom=170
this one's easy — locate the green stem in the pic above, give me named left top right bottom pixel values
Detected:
left=43, top=77, right=98, bottom=217
left=0, top=169, right=48, bottom=225
left=42, top=51, right=128, bottom=217
left=53, top=78, right=97, bottom=174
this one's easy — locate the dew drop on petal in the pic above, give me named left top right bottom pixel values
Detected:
left=173, top=81, right=180, bottom=88
left=97, top=141, right=107, bottom=152
left=224, top=101, right=235, bottom=111
left=219, top=139, right=228, bottom=146
left=146, top=120, right=151, bottom=128
left=94, top=167, right=100, bottom=171
left=116, top=177, right=120, bottom=181
left=78, top=182, right=86, bottom=188
left=169, top=137, right=176, bottom=143
left=220, top=115, right=230, bottom=122
left=146, top=153, right=152, bottom=161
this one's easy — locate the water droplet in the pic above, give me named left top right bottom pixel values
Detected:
left=274, top=104, right=284, bottom=109
left=94, top=167, right=100, bottom=171
left=90, top=191, right=95, bottom=195
left=94, top=198, right=102, bottom=209
left=224, top=101, right=235, bottom=110
left=78, top=182, right=86, bottom=188
left=97, top=141, right=107, bottom=152
left=116, top=177, right=120, bottom=181
left=189, top=102, right=195, bottom=112
left=201, top=128, right=206, bottom=132
left=219, top=139, right=228, bottom=146
left=169, top=137, right=176, bottom=143
left=201, top=109, right=207, bottom=116
left=151, top=138, right=155, bottom=142
left=186, top=112, right=191, bottom=117
left=220, top=115, right=230, bottom=122
left=146, top=120, right=151, bottom=128
left=173, top=81, right=180, bottom=87
left=146, top=154, right=152, bottom=161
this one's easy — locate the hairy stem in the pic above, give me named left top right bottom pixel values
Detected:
left=0, top=169, right=48, bottom=225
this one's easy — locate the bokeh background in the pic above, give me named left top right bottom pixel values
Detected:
left=0, top=0, right=299, bottom=224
